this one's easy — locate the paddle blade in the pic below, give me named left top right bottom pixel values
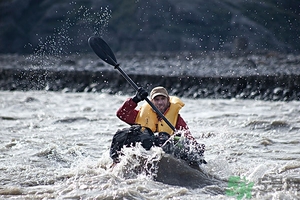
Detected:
left=88, top=36, right=118, bottom=66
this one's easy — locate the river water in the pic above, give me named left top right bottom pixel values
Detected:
left=1, top=90, right=300, bottom=199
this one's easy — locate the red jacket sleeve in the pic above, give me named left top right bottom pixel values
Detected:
left=175, top=114, right=188, bottom=130
left=116, top=98, right=139, bottom=125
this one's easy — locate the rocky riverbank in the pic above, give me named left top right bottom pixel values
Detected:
left=1, top=52, right=300, bottom=101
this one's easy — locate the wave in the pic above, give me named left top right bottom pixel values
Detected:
left=54, top=117, right=90, bottom=124
left=245, top=120, right=290, bottom=130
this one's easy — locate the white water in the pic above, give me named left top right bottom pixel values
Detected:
left=1, top=91, right=300, bottom=199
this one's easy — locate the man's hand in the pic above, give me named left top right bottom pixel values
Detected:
left=132, top=87, right=148, bottom=103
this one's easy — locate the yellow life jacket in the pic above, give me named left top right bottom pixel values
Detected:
left=135, top=96, right=185, bottom=135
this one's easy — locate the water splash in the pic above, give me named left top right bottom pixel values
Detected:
left=27, top=3, right=112, bottom=66
left=20, top=4, right=112, bottom=90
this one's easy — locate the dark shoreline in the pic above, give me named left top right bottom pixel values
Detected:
left=1, top=67, right=299, bottom=101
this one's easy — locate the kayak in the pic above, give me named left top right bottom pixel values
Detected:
left=156, top=154, right=221, bottom=188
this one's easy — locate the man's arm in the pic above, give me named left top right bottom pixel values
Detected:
left=177, top=115, right=206, bottom=163
left=116, top=98, right=139, bottom=125
left=176, top=115, right=197, bottom=142
left=176, top=115, right=206, bottom=155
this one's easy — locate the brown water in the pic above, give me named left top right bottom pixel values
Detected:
left=1, top=91, right=300, bottom=199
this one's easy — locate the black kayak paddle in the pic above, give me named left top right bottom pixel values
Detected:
left=88, top=36, right=176, bottom=132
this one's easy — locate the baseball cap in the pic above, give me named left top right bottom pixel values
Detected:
left=150, top=86, right=169, bottom=99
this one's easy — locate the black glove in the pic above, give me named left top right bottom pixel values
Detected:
left=132, top=87, right=148, bottom=103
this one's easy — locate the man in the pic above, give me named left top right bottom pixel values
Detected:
left=117, top=86, right=196, bottom=141
left=110, top=86, right=206, bottom=166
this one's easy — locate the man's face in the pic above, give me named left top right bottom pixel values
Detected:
left=152, top=95, right=169, bottom=114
